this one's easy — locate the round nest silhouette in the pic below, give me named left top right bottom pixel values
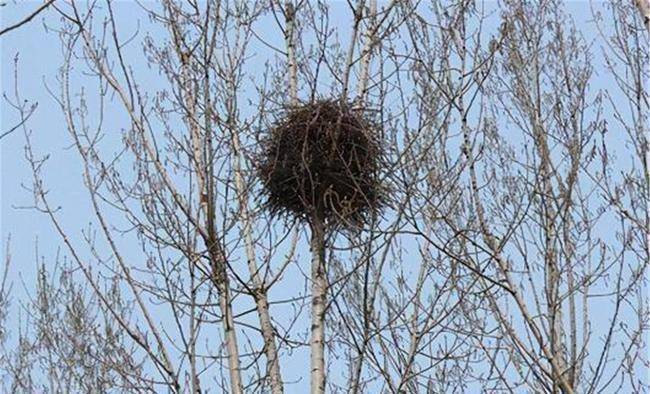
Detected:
left=258, top=100, right=382, bottom=226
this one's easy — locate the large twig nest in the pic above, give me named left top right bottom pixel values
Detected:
left=258, top=99, right=383, bottom=227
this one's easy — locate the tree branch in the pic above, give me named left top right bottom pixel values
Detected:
left=0, top=0, right=55, bottom=37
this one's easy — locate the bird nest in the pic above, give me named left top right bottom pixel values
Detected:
left=258, top=99, right=383, bottom=228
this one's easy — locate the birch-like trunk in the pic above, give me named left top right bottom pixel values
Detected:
left=281, top=4, right=326, bottom=390
left=174, top=32, right=244, bottom=390
left=355, top=0, right=377, bottom=102
left=309, top=217, right=327, bottom=394
left=230, top=128, right=284, bottom=393
left=195, top=131, right=244, bottom=394
left=285, top=0, right=297, bottom=104
left=210, top=252, right=244, bottom=394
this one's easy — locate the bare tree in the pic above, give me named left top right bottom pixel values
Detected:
left=1, top=0, right=647, bottom=393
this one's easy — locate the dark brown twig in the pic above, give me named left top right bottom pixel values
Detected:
left=0, top=0, right=55, bottom=37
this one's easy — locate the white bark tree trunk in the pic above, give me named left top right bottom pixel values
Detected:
left=309, top=218, right=327, bottom=394
left=214, top=263, right=244, bottom=394
left=230, top=129, right=284, bottom=394
left=356, top=0, right=377, bottom=102
left=285, top=1, right=298, bottom=104
left=175, top=34, right=244, bottom=392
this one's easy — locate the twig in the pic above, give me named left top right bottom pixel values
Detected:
left=0, top=0, right=55, bottom=37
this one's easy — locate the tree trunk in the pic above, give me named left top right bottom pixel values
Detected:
left=209, top=246, right=244, bottom=394
left=309, top=218, right=327, bottom=394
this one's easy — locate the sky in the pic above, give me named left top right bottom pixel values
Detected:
left=1, top=1, right=648, bottom=392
